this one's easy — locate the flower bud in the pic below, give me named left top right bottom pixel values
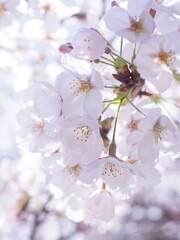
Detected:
left=58, top=43, right=73, bottom=54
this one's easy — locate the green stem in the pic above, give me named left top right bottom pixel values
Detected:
left=131, top=43, right=136, bottom=63
left=102, top=102, right=111, bottom=115
left=104, top=86, right=119, bottom=89
left=100, top=56, right=115, bottom=64
left=110, top=54, right=116, bottom=61
left=126, top=97, right=146, bottom=117
left=100, top=61, right=115, bottom=67
left=120, top=37, right=123, bottom=57
left=111, top=52, right=131, bottom=65
left=103, top=100, right=113, bottom=103
left=112, top=100, right=122, bottom=144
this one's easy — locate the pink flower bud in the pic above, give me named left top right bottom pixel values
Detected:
left=58, top=43, right=73, bottom=54
left=105, top=47, right=112, bottom=54
left=111, top=1, right=119, bottom=7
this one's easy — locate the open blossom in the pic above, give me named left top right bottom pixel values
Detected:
left=17, top=106, right=51, bottom=152
left=59, top=28, right=107, bottom=61
left=0, top=0, right=20, bottom=28
left=82, top=157, right=144, bottom=191
left=55, top=68, right=104, bottom=119
left=126, top=154, right=161, bottom=187
left=44, top=152, right=84, bottom=194
left=35, top=82, right=62, bottom=121
left=104, top=0, right=155, bottom=43
left=127, top=109, right=176, bottom=163
left=59, top=115, right=103, bottom=163
left=28, top=0, right=66, bottom=34
left=85, top=191, right=114, bottom=222
left=134, top=31, right=180, bottom=93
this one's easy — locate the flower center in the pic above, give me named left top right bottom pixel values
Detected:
left=42, top=4, right=51, bottom=14
left=102, top=161, right=121, bottom=177
left=73, top=125, right=91, bottom=142
left=127, top=157, right=136, bottom=164
left=127, top=120, right=139, bottom=131
left=64, top=164, right=82, bottom=179
left=153, top=121, right=165, bottom=140
left=32, top=120, right=45, bottom=132
left=156, top=49, right=176, bottom=67
left=69, top=79, right=92, bottom=96
left=129, top=17, right=143, bottom=33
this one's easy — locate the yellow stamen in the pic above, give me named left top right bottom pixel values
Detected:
left=156, top=49, right=175, bottom=67
left=65, top=164, right=82, bottom=179
left=130, top=17, right=143, bottom=33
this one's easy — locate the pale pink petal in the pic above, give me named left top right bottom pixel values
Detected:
left=104, top=7, right=129, bottom=34
left=147, top=70, right=173, bottom=93
left=138, top=132, right=159, bottom=163
left=81, top=160, right=102, bottom=184
left=128, top=0, right=152, bottom=17
left=85, top=90, right=102, bottom=119
left=120, top=11, right=155, bottom=43
left=126, top=130, right=144, bottom=145
left=90, top=69, right=104, bottom=90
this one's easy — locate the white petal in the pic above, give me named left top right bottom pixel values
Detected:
left=126, top=130, right=144, bottom=145
left=104, top=7, right=129, bottom=34
left=138, top=133, right=159, bottom=163
left=84, top=90, right=102, bottom=119
left=128, top=0, right=152, bottom=17
left=90, top=69, right=104, bottom=90
left=147, top=70, right=173, bottom=93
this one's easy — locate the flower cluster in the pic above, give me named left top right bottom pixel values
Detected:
left=17, top=0, right=180, bottom=222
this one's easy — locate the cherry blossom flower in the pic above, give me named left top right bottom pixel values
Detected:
left=28, top=0, right=68, bottom=34
left=104, top=0, right=155, bottom=43
left=127, top=109, right=176, bottom=163
left=82, top=157, right=144, bottom=191
left=35, top=82, right=62, bottom=121
left=45, top=153, right=84, bottom=195
left=59, top=115, right=103, bottom=163
left=135, top=31, right=180, bottom=93
left=127, top=154, right=161, bottom=187
left=17, top=106, right=51, bottom=152
left=0, top=0, right=21, bottom=28
left=55, top=68, right=104, bottom=119
left=59, top=28, right=107, bottom=61
left=85, top=191, right=114, bottom=222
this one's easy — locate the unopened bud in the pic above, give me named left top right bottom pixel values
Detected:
left=94, top=59, right=100, bottom=63
left=105, top=47, right=112, bottom=54
left=149, top=8, right=156, bottom=18
left=58, top=43, right=73, bottom=54
left=111, top=1, right=119, bottom=7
